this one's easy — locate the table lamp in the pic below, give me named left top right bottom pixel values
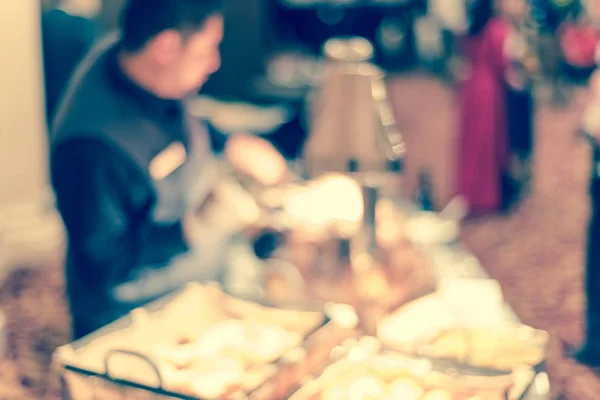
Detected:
left=302, top=36, right=407, bottom=261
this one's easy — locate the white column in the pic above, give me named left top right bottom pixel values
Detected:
left=0, top=1, right=64, bottom=271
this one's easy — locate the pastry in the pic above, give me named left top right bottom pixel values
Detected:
left=423, top=327, right=545, bottom=370
left=422, top=389, right=453, bottom=400
left=356, top=267, right=391, bottom=301
left=347, top=376, right=386, bottom=399
left=225, top=134, right=288, bottom=186
left=152, top=318, right=302, bottom=398
left=465, top=391, right=505, bottom=400
left=387, top=378, right=425, bottom=400
left=266, top=272, right=291, bottom=300
left=466, top=328, right=545, bottom=369
left=428, top=329, right=469, bottom=361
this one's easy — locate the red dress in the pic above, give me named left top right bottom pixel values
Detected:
left=457, top=18, right=509, bottom=215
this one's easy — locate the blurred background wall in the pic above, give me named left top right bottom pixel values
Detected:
left=0, top=1, right=48, bottom=207
left=0, top=1, right=64, bottom=273
left=202, top=0, right=271, bottom=97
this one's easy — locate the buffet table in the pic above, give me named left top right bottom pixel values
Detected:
left=52, top=35, right=550, bottom=396
left=52, top=192, right=551, bottom=400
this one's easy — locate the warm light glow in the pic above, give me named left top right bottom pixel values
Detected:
left=313, top=174, right=364, bottom=223
left=225, top=134, right=287, bottom=186
left=284, top=174, right=364, bottom=233
left=377, top=220, right=402, bottom=248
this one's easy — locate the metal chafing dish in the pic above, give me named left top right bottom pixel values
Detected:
left=374, top=275, right=551, bottom=400
left=301, top=35, right=406, bottom=272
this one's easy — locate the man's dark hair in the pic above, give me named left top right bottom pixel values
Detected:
left=120, top=0, right=223, bottom=52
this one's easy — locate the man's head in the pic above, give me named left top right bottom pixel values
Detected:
left=119, top=0, right=224, bottom=99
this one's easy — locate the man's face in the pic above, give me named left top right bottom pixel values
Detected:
left=150, top=15, right=224, bottom=99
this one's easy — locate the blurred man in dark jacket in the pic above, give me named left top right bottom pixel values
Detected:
left=51, top=0, right=226, bottom=339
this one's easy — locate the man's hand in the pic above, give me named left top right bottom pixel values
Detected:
left=225, top=134, right=288, bottom=186
left=183, top=179, right=260, bottom=248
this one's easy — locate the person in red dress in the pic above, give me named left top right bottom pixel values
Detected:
left=456, top=0, right=526, bottom=216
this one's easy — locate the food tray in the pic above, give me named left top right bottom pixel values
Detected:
left=377, top=289, right=549, bottom=372
left=285, top=336, right=539, bottom=400
left=418, top=326, right=548, bottom=371
left=53, top=282, right=328, bottom=400
left=380, top=323, right=549, bottom=373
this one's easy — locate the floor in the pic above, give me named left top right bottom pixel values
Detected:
left=0, top=74, right=597, bottom=399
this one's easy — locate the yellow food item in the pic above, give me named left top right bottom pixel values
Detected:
left=220, top=348, right=263, bottom=368
left=429, top=330, right=468, bottom=360
left=425, top=328, right=545, bottom=370
left=321, top=385, right=347, bottom=400
left=313, top=351, right=516, bottom=400
left=422, top=389, right=453, bottom=400
left=266, top=273, right=290, bottom=300
left=419, top=371, right=455, bottom=391
left=387, top=378, right=425, bottom=400
left=369, top=362, right=411, bottom=382
left=347, top=376, right=386, bottom=399
left=467, top=329, right=545, bottom=369
left=356, top=267, right=390, bottom=301
left=468, top=391, right=505, bottom=400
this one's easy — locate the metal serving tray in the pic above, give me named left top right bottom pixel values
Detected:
left=284, top=336, right=542, bottom=400
left=53, top=283, right=329, bottom=400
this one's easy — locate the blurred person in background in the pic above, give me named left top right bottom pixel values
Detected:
left=50, top=0, right=283, bottom=339
left=570, top=12, right=600, bottom=367
left=502, top=0, right=538, bottom=208
left=456, top=0, right=514, bottom=216
left=41, top=0, right=101, bottom=123
left=536, top=0, right=579, bottom=104
left=427, top=0, right=468, bottom=80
